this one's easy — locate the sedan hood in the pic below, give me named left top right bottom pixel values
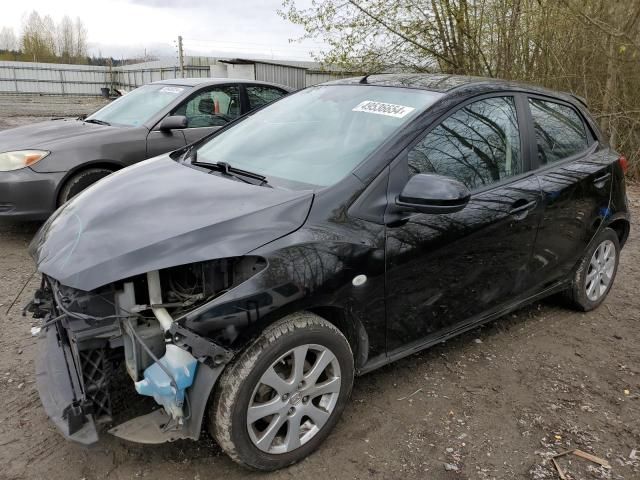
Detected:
left=30, top=156, right=314, bottom=291
left=0, top=118, right=115, bottom=152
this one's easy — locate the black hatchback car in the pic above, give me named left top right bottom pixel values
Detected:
left=28, top=74, right=629, bottom=471
left=0, top=78, right=290, bottom=220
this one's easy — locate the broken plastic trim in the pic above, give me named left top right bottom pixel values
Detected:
left=109, top=361, right=225, bottom=443
left=33, top=258, right=258, bottom=446
left=121, top=267, right=235, bottom=435
left=130, top=275, right=197, bottom=423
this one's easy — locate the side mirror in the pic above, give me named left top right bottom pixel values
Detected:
left=159, top=115, right=188, bottom=131
left=396, top=174, right=470, bottom=214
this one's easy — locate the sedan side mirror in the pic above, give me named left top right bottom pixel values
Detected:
left=396, top=174, right=470, bottom=214
left=159, top=115, right=188, bottom=131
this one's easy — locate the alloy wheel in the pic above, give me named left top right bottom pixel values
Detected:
left=246, top=344, right=341, bottom=454
left=585, top=239, right=616, bottom=301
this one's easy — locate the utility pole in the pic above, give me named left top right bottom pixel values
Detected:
left=177, top=35, right=185, bottom=78
left=108, top=57, right=114, bottom=95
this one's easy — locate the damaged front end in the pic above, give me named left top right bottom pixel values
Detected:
left=29, top=256, right=265, bottom=445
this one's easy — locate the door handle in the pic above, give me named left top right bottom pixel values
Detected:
left=509, top=199, right=537, bottom=216
left=593, top=172, right=611, bottom=185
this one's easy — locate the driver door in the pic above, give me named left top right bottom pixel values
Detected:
left=145, top=84, right=242, bottom=157
left=174, top=84, right=242, bottom=144
left=384, top=95, right=543, bottom=351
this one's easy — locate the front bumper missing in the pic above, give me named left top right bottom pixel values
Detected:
left=35, top=317, right=232, bottom=446
left=109, top=325, right=231, bottom=444
left=35, top=325, right=98, bottom=445
left=108, top=363, right=224, bottom=443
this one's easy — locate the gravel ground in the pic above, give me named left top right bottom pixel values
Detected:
left=0, top=100, right=639, bottom=480
left=0, top=94, right=108, bottom=129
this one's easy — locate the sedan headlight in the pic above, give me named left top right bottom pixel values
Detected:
left=0, top=150, right=50, bottom=171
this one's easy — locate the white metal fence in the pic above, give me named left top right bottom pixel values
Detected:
left=0, top=61, right=110, bottom=95
left=0, top=59, right=356, bottom=95
left=0, top=61, right=214, bottom=95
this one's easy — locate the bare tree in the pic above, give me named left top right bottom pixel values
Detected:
left=41, top=14, right=57, bottom=57
left=281, top=0, right=640, bottom=174
left=73, top=17, right=88, bottom=62
left=20, top=11, right=56, bottom=61
left=17, top=11, right=89, bottom=63
left=0, top=27, right=17, bottom=51
left=57, top=15, right=74, bottom=62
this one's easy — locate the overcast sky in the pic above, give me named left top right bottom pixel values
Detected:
left=2, top=0, right=323, bottom=60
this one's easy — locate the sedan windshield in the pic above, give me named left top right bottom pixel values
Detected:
left=86, top=84, right=190, bottom=127
left=196, top=85, right=441, bottom=187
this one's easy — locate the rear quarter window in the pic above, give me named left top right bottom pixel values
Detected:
left=246, top=85, right=287, bottom=109
left=529, top=98, right=589, bottom=165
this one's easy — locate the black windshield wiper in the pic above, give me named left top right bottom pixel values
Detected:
left=84, top=118, right=111, bottom=126
left=182, top=144, right=197, bottom=162
left=192, top=160, right=269, bottom=186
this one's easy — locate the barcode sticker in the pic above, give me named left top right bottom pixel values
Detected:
left=352, top=100, right=415, bottom=118
left=160, top=86, right=184, bottom=94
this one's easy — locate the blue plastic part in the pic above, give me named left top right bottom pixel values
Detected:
left=599, top=206, right=612, bottom=219
left=135, top=344, right=198, bottom=418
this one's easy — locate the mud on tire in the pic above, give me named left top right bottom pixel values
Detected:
left=210, top=312, right=354, bottom=471
left=564, top=227, right=620, bottom=312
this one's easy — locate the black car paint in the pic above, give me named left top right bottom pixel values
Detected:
left=0, top=79, right=291, bottom=220
left=29, top=156, right=314, bottom=291
left=174, top=82, right=628, bottom=366
left=29, top=74, right=630, bottom=446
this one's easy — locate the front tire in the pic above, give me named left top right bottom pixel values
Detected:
left=57, top=167, right=113, bottom=206
left=564, top=227, right=620, bottom=311
left=210, top=312, right=354, bottom=471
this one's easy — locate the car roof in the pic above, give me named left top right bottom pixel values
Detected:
left=152, top=77, right=293, bottom=91
left=324, top=73, right=580, bottom=104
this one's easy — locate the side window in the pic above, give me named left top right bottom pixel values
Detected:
left=408, top=96, right=522, bottom=190
left=246, top=85, right=286, bottom=109
left=172, top=85, right=241, bottom=128
left=529, top=98, right=588, bottom=165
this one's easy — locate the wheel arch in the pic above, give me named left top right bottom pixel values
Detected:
left=54, top=160, right=125, bottom=207
left=306, top=305, right=370, bottom=372
left=606, top=217, right=630, bottom=248
left=227, top=304, right=370, bottom=373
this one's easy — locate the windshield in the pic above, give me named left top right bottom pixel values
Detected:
left=87, top=84, right=190, bottom=127
left=196, top=85, right=441, bottom=187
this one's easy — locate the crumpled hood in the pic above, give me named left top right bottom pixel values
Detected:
left=29, top=155, right=314, bottom=291
left=0, top=118, right=114, bottom=152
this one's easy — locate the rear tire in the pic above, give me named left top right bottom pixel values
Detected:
left=210, top=312, right=354, bottom=471
left=57, top=167, right=113, bottom=206
left=564, top=227, right=620, bottom=311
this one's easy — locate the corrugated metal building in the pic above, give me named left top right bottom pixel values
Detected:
left=305, top=69, right=353, bottom=86
left=116, top=65, right=211, bottom=90
left=218, top=59, right=307, bottom=90
left=214, top=58, right=358, bottom=89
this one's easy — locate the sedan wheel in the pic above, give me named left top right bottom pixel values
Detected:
left=58, top=167, right=114, bottom=206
